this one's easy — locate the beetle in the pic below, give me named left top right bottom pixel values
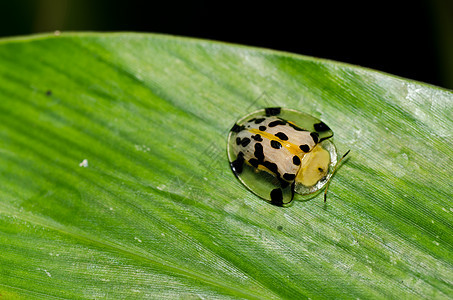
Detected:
left=227, top=107, right=348, bottom=206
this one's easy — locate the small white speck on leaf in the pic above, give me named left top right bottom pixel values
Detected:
left=38, top=268, right=52, bottom=277
left=350, top=239, right=359, bottom=246
left=79, top=159, right=88, bottom=168
left=135, top=144, right=150, bottom=152
left=134, top=237, right=142, bottom=243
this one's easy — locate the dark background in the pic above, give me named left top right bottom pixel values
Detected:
left=1, top=0, right=452, bottom=89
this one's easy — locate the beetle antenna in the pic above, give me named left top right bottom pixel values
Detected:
left=324, top=150, right=350, bottom=202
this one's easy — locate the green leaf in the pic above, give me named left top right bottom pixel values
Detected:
left=0, top=32, right=452, bottom=299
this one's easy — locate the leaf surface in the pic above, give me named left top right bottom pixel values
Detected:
left=0, top=33, right=452, bottom=299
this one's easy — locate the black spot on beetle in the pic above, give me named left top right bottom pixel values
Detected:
left=318, top=167, right=324, bottom=172
left=262, top=161, right=279, bottom=175
left=231, top=123, right=243, bottom=133
left=270, top=188, right=284, bottom=206
left=275, top=132, right=288, bottom=140
left=231, top=152, right=244, bottom=175
left=247, top=118, right=256, bottom=123
left=241, top=137, right=251, bottom=147
left=259, top=125, right=267, bottom=131
left=299, top=144, right=310, bottom=152
left=265, top=107, right=281, bottom=116
left=283, top=173, right=296, bottom=181
left=293, top=155, right=301, bottom=165
left=249, top=158, right=259, bottom=168
left=254, top=118, right=265, bottom=124
left=254, top=143, right=264, bottom=161
left=310, top=132, right=319, bottom=144
left=236, top=137, right=241, bottom=145
left=314, top=122, right=330, bottom=132
left=270, top=140, right=282, bottom=149
left=269, top=120, right=286, bottom=127
left=252, top=134, right=263, bottom=142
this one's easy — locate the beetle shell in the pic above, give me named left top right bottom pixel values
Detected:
left=227, top=107, right=337, bottom=206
